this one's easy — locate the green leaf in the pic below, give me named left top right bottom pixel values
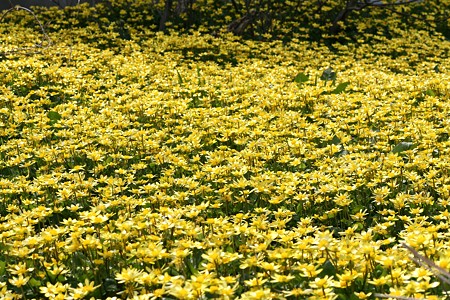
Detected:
left=29, top=278, right=41, bottom=287
left=392, top=142, right=416, bottom=153
left=320, top=260, right=337, bottom=277
left=0, top=243, right=9, bottom=251
left=0, top=260, right=5, bottom=276
left=176, top=69, right=184, bottom=85
left=331, top=135, right=341, bottom=145
left=355, top=222, right=364, bottom=231
left=293, top=72, right=309, bottom=83
left=351, top=205, right=365, bottom=214
left=185, top=259, right=199, bottom=276
left=47, top=111, right=61, bottom=124
left=331, top=82, right=350, bottom=94
left=426, top=89, right=436, bottom=97
left=103, top=277, right=119, bottom=294
left=338, top=293, right=359, bottom=300
left=104, top=156, right=113, bottom=165
left=434, top=65, right=440, bottom=73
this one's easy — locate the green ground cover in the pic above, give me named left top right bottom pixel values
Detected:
left=0, top=1, right=450, bottom=299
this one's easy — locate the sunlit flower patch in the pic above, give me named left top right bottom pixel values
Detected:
left=0, top=1, right=450, bottom=299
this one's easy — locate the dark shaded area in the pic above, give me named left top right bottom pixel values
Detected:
left=0, top=0, right=94, bottom=10
left=2, top=0, right=449, bottom=45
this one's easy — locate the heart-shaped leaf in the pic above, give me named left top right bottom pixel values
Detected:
left=331, top=82, right=350, bottom=94
left=426, top=89, right=436, bottom=97
left=47, top=111, right=62, bottom=125
left=392, top=142, right=416, bottom=153
left=293, top=72, right=309, bottom=83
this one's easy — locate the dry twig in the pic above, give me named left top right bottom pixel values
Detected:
left=374, top=243, right=450, bottom=300
left=402, top=243, right=450, bottom=286
left=0, top=5, right=53, bottom=56
left=374, top=294, right=426, bottom=300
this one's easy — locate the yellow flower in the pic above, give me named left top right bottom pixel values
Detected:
left=9, top=274, right=30, bottom=287
left=244, top=277, right=268, bottom=288
left=241, top=288, right=273, bottom=300
left=333, top=193, right=352, bottom=207
left=150, top=288, right=166, bottom=299
left=354, top=291, right=372, bottom=299
left=40, top=281, right=69, bottom=298
left=270, top=273, right=295, bottom=283
left=167, top=283, right=193, bottom=299
left=299, top=263, right=323, bottom=278
left=335, top=270, right=359, bottom=288
left=283, top=287, right=311, bottom=297
left=309, top=275, right=334, bottom=290
left=369, top=275, right=389, bottom=286
left=116, top=267, right=143, bottom=284
left=69, top=279, right=100, bottom=299
left=78, top=279, right=99, bottom=293
left=8, top=262, right=34, bottom=275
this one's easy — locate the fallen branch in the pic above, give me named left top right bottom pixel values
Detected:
left=0, top=5, right=53, bottom=56
left=375, top=243, right=450, bottom=300
left=364, top=0, right=420, bottom=8
left=402, top=243, right=450, bottom=286
left=374, top=294, right=424, bottom=300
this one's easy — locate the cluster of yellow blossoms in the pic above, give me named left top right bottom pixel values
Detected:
left=0, top=1, right=450, bottom=299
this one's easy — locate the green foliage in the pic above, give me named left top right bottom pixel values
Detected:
left=0, top=260, right=5, bottom=277
left=331, top=82, right=350, bottom=94
left=47, top=111, right=61, bottom=125
left=176, top=69, right=184, bottom=85
left=293, top=72, right=309, bottom=84
left=391, top=141, right=416, bottom=154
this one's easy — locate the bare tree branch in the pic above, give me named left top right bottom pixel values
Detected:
left=330, top=0, right=421, bottom=33
left=159, top=0, right=173, bottom=31
left=383, top=4, right=435, bottom=29
left=364, top=0, right=421, bottom=8
left=230, top=0, right=241, bottom=14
